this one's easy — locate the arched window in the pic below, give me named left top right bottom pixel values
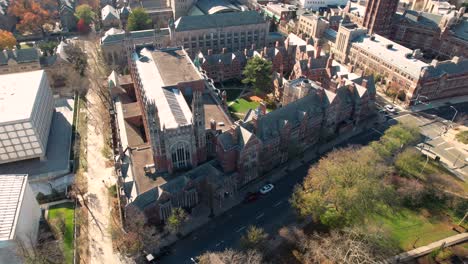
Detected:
left=171, top=141, right=191, bottom=169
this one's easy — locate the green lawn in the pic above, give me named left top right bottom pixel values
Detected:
left=455, top=130, right=468, bottom=144
left=371, top=207, right=456, bottom=250
left=48, top=202, right=75, bottom=264
left=228, top=98, right=261, bottom=114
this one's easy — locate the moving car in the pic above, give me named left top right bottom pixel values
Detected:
left=385, top=104, right=396, bottom=113
left=259, top=184, right=274, bottom=194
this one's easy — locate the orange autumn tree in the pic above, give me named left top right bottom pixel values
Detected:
left=0, top=30, right=17, bottom=49
left=8, top=0, right=58, bottom=35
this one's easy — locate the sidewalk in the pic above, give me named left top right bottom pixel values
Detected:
left=159, top=122, right=373, bottom=248
left=411, top=95, right=468, bottom=112
left=387, top=233, right=468, bottom=263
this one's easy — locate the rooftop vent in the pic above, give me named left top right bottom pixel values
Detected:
left=386, top=44, right=393, bottom=49
left=405, top=53, right=412, bottom=59
left=370, top=35, right=375, bottom=41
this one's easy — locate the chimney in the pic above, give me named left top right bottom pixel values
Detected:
left=326, top=54, right=333, bottom=69
left=251, top=43, right=256, bottom=50
left=244, top=48, right=248, bottom=57
left=12, top=48, right=16, bottom=58
left=207, top=49, right=213, bottom=56
left=431, top=59, right=439, bottom=67
left=305, top=37, right=311, bottom=45
left=275, top=41, right=280, bottom=48
left=210, top=119, right=216, bottom=130
left=221, top=90, right=227, bottom=103
left=222, top=47, right=227, bottom=54
left=361, top=78, right=368, bottom=88
left=308, top=56, right=313, bottom=67
left=314, top=43, right=321, bottom=59
left=229, top=125, right=238, bottom=142
left=263, top=46, right=268, bottom=56
left=2, top=49, right=7, bottom=58
left=451, top=56, right=460, bottom=64
left=259, top=101, right=267, bottom=115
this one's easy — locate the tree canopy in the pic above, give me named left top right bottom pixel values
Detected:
left=199, top=249, right=264, bottom=264
left=240, top=226, right=268, bottom=250
left=167, top=207, right=187, bottom=234
left=38, top=41, right=58, bottom=56
left=370, top=124, right=420, bottom=159
left=0, top=30, right=16, bottom=49
left=242, top=56, right=273, bottom=94
left=126, top=8, right=152, bottom=31
left=8, top=0, right=57, bottom=34
left=75, top=4, right=95, bottom=25
left=290, top=147, right=394, bottom=227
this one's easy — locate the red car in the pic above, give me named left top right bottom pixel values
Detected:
left=243, top=192, right=260, bottom=203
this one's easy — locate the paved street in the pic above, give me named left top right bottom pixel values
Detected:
left=160, top=127, right=384, bottom=264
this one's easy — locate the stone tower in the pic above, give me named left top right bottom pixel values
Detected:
left=192, top=90, right=207, bottom=164
left=362, top=0, right=399, bottom=36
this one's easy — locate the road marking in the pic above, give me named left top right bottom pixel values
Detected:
left=445, top=147, right=454, bottom=150
left=273, top=201, right=283, bottom=207
left=256, top=213, right=264, bottom=219
left=437, top=142, right=446, bottom=146
left=236, top=226, right=246, bottom=233
left=432, top=136, right=440, bottom=140
left=371, top=128, right=383, bottom=135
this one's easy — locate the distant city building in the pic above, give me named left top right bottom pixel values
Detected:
left=298, top=0, right=348, bottom=11
left=129, top=47, right=206, bottom=174
left=0, top=48, right=41, bottom=75
left=260, top=2, right=297, bottom=22
left=392, top=8, right=468, bottom=59
left=362, top=0, right=398, bottom=36
left=0, top=174, right=41, bottom=264
left=0, top=70, right=54, bottom=164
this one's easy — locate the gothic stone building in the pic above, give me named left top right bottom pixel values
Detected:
left=129, top=47, right=207, bottom=174
left=217, top=73, right=376, bottom=184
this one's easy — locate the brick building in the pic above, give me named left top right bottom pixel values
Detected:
left=217, top=72, right=376, bottom=180
left=391, top=8, right=468, bottom=59
left=361, top=0, right=398, bottom=36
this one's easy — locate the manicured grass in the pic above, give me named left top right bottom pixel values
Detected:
left=371, top=207, right=456, bottom=250
left=228, top=98, right=261, bottom=114
left=48, top=202, right=75, bottom=264
left=455, top=130, right=468, bottom=144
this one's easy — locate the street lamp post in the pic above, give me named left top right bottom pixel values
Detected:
left=450, top=106, right=458, bottom=126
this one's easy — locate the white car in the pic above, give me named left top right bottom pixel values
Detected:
left=259, top=184, right=274, bottom=194
left=385, top=104, right=396, bottom=113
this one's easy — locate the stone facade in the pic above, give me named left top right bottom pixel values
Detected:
left=391, top=8, right=468, bottom=59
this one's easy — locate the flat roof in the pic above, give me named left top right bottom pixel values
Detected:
left=0, top=174, right=27, bottom=241
left=353, top=34, right=428, bottom=78
left=0, top=70, right=45, bottom=124
left=135, top=48, right=199, bottom=129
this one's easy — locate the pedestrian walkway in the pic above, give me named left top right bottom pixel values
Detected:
left=411, top=95, right=468, bottom=112
left=387, top=233, right=468, bottom=263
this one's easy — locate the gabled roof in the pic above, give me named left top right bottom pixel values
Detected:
left=102, top=4, right=120, bottom=21
left=131, top=188, right=159, bottom=210
left=239, top=126, right=253, bottom=147
left=174, top=11, right=266, bottom=32
left=0, top=48, right=40, bottom=65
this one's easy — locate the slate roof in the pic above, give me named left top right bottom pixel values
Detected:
left=101, top=28, right=170, bottom=45
left=401, top=10, right=442, bottom=29
left=102, top=4, right=120, bottom=21
left=174, top=11, right=266, bottom=32
left=132, top=188, right=159, bottom=210
left=425, top=57, right=468, bottom=77
left=257, top=84, right=324, bottom=141
left=0, top=48, right=40, bottom=65
left=452, top=19, right=468, bottom=41
left=196, top=0, right=240, bottom=14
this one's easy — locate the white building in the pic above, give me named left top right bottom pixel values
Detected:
left=0, top=70, right=54, bottom=164
left=299, top=0, right=348, bottom=10
left=0, top=174, right=41, bottom=264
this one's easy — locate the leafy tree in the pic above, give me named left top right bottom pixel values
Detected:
left=0, top=30, right=16, bottom=49
left=290, top=147, right=394, bottom=227
left=75, top=4, right=95, bottom=25
left=370, top=124, right=420, bottom=159
left=395, top=148, right=427, bottom=180
left=38, top=41, right=58, bottom=56
left=126, top=8, right=152, bottom=31
left=8, top=0, right=57, bottom=35
left=167, top=207, right=187, bottom=234
left=240, top=225, right=268, bottom=250
left=242, top=56, right=273, bottom=94
left=76, top=18, right=90, bottom=33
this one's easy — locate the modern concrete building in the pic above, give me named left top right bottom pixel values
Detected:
left=0, top=70, right=54, bottom=164
left=0, top=174, right=41, bottom=264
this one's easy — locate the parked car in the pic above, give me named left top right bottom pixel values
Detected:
left=191, top=257, right=200, bottom=263
left=385, top=104, right=396, bottom=113
left=259, top=184, right=274, bottom=194
left=243, top=192, right=260, bottom=203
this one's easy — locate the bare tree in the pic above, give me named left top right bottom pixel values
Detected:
left=16, top=231, right=64, bottom=264
left=199, top=249, right=264, bottom=264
